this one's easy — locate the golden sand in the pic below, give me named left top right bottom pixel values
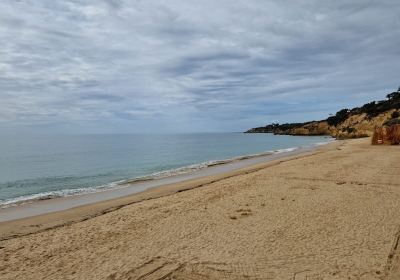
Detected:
left=1, top=138, right=400, bottom=279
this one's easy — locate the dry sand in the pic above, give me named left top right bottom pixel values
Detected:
left=1, top=138, right=400, bottom=279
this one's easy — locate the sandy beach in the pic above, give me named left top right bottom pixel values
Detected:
left=1, top=138, right=400, bottom=279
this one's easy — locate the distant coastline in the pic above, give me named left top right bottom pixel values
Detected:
left=246, top=87, right=400, bottom=139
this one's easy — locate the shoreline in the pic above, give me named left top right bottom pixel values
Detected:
left=0, top=139, right=338, bottom=240
left=0, top=140, right=331, bottom=210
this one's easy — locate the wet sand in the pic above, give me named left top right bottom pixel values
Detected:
left=1, top=138, right=400, bottom=279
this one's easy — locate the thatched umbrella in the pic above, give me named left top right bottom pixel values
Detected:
left=372, top=124, right=400, bottom=145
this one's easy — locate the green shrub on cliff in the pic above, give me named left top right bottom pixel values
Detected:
left=387, top=89, right=400, bottom=101
left=359, top=88, right=400, bottom=118
left=384, top=118, right=400, bottom=126
left=327, top=109, right=349, bottom=126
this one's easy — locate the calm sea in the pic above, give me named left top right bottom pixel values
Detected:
left=0, top=133, right=331, bottom=207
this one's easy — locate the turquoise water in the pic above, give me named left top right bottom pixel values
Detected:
left=0, top=133, right=331, bottom=207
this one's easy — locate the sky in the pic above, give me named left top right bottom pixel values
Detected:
left=0, top=0, right=399, bottom=134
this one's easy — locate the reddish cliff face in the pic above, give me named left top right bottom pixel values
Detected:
left=274, top=121, right=332, bottom=136
left=332, top=110, right=397, bottom=139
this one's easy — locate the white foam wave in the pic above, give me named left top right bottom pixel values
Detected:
left=314, top=140, right=334, bottom=146
left=274, top=147, right=298, bottom=153
left=0, top=181, right=122, bottom=209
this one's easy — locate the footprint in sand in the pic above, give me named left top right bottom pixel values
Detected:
left=229, top=208, right=253, bottom=220
left=236, top=208, right=252, bottom=216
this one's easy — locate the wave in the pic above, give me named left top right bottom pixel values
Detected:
left=0, top=140, right=332, bottom=209
left=0, top=181, right=124, bottom=209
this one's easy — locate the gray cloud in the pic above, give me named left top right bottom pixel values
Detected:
left=0, top=0, right=399, bottom=133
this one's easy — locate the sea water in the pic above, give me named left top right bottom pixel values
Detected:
left=0, top=133, right=331, bottom=207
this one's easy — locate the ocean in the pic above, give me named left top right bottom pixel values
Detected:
left=0, top=133, right=331, bottom=208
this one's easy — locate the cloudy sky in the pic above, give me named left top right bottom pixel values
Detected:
left=0, top=0, right=399, bottom=133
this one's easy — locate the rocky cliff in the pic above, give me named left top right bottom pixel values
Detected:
left=246, top=88, right=400, bottom=139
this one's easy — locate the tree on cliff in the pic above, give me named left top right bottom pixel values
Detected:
left=326, top=109, right=349, bottom=126
left=387, top=89, right=400, bottom=100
